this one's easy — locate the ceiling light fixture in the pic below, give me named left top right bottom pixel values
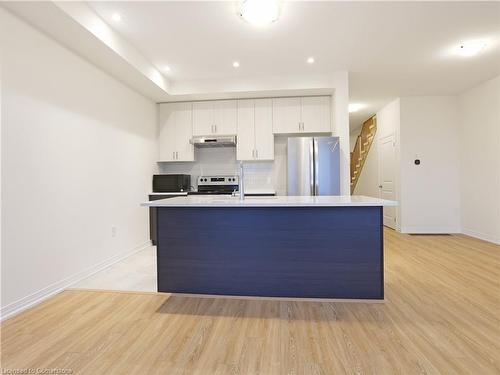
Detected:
left=348, top=103, right=365, bottom=113
left=163, top=65, right=171, bottom=72
left=455, top=39, right=488, bottom=57
left=111, top=13, right=121, bottom=22
left=239, top=0, right=281, bottom=26
left=307, top=57, right=315, bottom=64
left=233, top=61, right=240, bottom=68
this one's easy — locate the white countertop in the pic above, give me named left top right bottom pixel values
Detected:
left=142, top=195, right=397, bottom=207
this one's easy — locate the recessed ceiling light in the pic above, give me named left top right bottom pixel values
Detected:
left=239, top=0, right=281, bottom=26
left=111, top=13, right=121, bottom=22
left=349, top=103, right=365, bottom=113
left=233, top=61, right=240, bottom=68
left=307, top=57, right=315, bottom=64
left=455, top=39, right=488, bottom=57
left=163, top=66, right=171, bottom=72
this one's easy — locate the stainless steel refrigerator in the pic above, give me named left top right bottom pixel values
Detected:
left=287, top=136, right=340, bottom=196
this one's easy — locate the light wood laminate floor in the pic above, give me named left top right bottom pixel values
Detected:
left=1, top=229, right=499, bottom=375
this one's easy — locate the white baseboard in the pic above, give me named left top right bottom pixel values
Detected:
left=0, top=240, right=152, bottom=322
left=461, top=229, right=500, bottom=245
left=400, top=226, right=461, bottom=234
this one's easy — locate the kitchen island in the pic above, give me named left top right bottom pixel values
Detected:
left=142, top=195, right=396, bottom=300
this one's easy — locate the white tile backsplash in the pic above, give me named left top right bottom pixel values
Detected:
left=159, top=137, right=288, bottom=195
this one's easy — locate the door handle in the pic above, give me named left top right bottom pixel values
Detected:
left=378, top=185, right=382, bottom=188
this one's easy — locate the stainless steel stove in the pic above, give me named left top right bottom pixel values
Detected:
left=190, top=175, right=239, bottom=195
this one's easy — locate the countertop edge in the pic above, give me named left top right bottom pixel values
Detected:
left=142, top=195, right=397, bottom=208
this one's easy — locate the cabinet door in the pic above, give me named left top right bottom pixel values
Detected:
left=301, top=96, right=331, bottom=133
left=236, top=99, right=255, bottom=161
left=214, top=100, right=237, bottom=135
left=158, top=103, right=194, bottom=162
left=174, top=102, right=194, bottom=161
left=158, top=104, right=177, bottom=161
left=254, top=99, right=274, bottom=160
left=272, top=97, right=301, bottom=134
left=193, top=101, right=214, bottom=136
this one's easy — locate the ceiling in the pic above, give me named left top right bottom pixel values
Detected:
left=86, top=1, right=499, bottom=128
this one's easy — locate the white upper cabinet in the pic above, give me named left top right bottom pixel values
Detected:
left=193, top=100, right=237, bottom=136
left=254, top=99, right=274, bottom=160
left=192, top=101, right=213, bottom=136
left=237, top=99, right=255, bottom=161
left=237, top=99, right=274, bottom=161
left=213, top=100, right=237, bottom=135
left=301, top=96, right=331, bottom=133
left=272, top=96, right=331, bottom=134
left=158, top=96, right=329, bottom=163
left=159, top=102, right=194, bottom=162
left=272, top=97, right=302, bottom=133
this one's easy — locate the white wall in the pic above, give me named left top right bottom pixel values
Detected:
left=458, top=76, right=500, bottom=244
left=355, top=97, right=462, bottom=234
left=399, top=97, right=461, bottom=233
left=0, top=9, right=158, bottom=318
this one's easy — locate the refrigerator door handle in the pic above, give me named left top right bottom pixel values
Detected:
left=313, top=138, right=319, bottom=196
left=310, top=139, right=315, bottom=195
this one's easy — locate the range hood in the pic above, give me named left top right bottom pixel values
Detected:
left=190, top=135, right=236, bottom=148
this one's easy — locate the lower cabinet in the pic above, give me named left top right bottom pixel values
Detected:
left=149, top=194, right=186, bottom=245
left=237, top=99, right=274, bottom=161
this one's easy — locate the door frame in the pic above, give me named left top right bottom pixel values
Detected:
left=378, top=133, right=398, bottom=230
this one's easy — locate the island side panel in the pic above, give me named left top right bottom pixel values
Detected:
left=156, top=206, right=384, bottom=299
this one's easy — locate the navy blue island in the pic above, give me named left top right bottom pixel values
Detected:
left=142, top=195, right=396, bottom=300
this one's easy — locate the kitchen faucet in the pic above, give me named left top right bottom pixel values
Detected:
left=239, top=161, right=245, bottom=200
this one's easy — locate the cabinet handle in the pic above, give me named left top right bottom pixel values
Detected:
left=172, top=151, right=175, bottom=160
left=255, top=149, right=258, bottom=159
left=302, top=122, right=305, bottom=131
left=176, top=151, right=179, bottom=160
left=214, top=124, right=217, bottom=133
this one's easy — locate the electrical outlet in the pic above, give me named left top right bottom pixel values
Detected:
left=111, top=226, right=117, bottom=238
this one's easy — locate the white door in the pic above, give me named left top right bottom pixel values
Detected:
left=272, top=97, right=301, bottom=134
left=301, top=96, right=331, bottom=133
left=379, top=135, right=397, bottom=229
left=254, top=98, right=274, bottom=160
left=158, top=104, right=177, bottom=161
left=175, top=102, right=194, bottom=161
left=213, top=100, right=237, bottom=135
left=193, top=101, right=214, bottom=136
left=236, top=99, right=255, bottom=161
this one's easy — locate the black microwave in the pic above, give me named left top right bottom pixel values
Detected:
left=153, top=174, right=191, bottom=192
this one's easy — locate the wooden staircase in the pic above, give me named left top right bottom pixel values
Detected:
left=350, top=115, right=377, bottom=194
